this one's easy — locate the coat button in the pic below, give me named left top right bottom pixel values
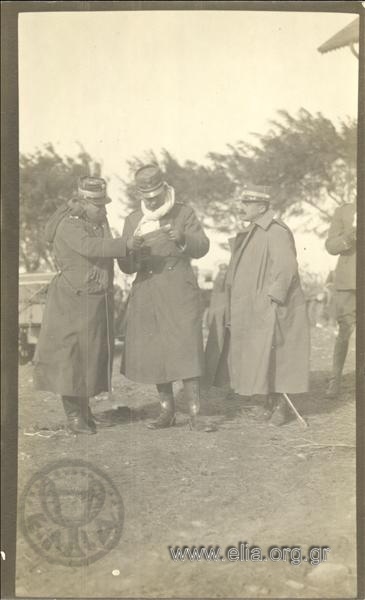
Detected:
left=149, top=270, right=153, bottom=275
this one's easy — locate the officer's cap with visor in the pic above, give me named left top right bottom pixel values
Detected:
left=77, top=176, right=111, bottom=205
left=237, top=184, right=271, bottom=203
left=134, top=164, right=166, bottom=199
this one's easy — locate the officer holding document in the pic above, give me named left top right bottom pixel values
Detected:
left=118, top=164, right=210, bottom=430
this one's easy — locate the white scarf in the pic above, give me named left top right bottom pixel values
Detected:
left=134, top=185, right=175, bottom=236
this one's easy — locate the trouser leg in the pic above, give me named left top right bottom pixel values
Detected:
left=147, top=383, right=175, bottom=429
left=326, top=291, right=355, bottom=398
left=333, top=322, right=353, bottom=377
left=326, top=320, right=354, bottom=398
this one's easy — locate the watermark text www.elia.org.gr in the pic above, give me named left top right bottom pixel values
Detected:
left=169, top=543, right=331, bottom=566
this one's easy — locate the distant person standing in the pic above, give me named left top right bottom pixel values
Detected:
left=325, top=202, right=356, bottom=398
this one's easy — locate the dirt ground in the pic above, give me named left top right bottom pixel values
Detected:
left=15, top=326, right=356, bottom=599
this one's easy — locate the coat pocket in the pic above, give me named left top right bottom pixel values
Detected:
left=251, top=293, right=276, bottom=329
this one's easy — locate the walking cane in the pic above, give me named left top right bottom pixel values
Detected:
left=282, top=393, right=309, bottom=429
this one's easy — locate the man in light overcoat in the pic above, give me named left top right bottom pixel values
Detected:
left=207, top=185, right=310, bottom=425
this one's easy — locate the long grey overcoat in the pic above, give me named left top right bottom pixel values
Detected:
left=206, top=210, right=310, bottom=396
left=34, top=206, right=127, bottom=397
left=118, top=202, right=209, bottom=384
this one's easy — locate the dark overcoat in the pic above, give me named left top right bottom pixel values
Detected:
left=206, top=210, right=310, bottom=396
left=118, top=202, right=210, bottom=384
left=34, top=207, right=127, bottom=397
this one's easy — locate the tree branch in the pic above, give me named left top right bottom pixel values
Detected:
left=302, top=198, right=331, bottom=219
left=327, top=191, right=342, bottom=206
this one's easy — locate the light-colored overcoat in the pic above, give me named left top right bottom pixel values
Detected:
left=118, top=202, right=209, bottom=384
left=207, top=210, right=310, bottom=396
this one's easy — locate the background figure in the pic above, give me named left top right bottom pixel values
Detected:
left=207, top=264, right=228, bottom=328
left=34, top=177, right=128, bottom=434
left=323, top=270, right=337, bottom=328
left=204, top=264, right=229, bottom=386
left=325, top=202, right=356, bottom=398
left=306, top=291, right=327, bottom=328
left=207, top=184, right=310, bottom=426
left=118, top=164, right=210, bottom=430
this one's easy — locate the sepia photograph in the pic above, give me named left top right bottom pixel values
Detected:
left=1, top=2, right=363, bottom=598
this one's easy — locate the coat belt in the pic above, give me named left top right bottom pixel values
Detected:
left=138, top=256, right=187, bottom=275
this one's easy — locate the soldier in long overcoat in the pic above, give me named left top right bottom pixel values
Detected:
left=118, top=164, right=210, bottom=430
left=324, top=201, right=356, bottom=398
left=206, top=185, right=310, bottom=425
left=34, top=177, right=128, bottom=434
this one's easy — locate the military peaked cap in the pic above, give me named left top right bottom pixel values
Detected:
left=134, top=164, right=166, bottom=198
left=238, top=184, right=271, bottom=202
left=78, top=176, right=111, bottom=205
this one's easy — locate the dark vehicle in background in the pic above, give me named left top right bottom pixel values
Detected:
left=19, top=273, right=130, bottom=364
left=18, top=271, right=55, bottom=364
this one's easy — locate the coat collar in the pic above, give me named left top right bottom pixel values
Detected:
left=252, top=208, right=275, bottom=230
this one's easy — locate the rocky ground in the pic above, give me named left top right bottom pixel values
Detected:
left=15, top=326, right=357, bottom=598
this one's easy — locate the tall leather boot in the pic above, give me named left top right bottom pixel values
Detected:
left=270, top=394, right=290, bottom=426
left=62, top=396, right=95, bottom=435
left=147, top=383, right=176, bottom=429
left=79, top=397, right=97, bottom=433
left=253, top=395, right=274, bottom=421
left=183, top=377, right=201, bottom=430
left=325, top=322, right=352, bottom=399
left=184, top=379, right=216, bottom=432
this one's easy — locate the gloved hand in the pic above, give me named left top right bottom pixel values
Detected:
left=126, top=235, right=144, bottom=252
left=167, top=228, right=185, bottom=246
left=67, top=198, right=85, bottom=217
left=269, top=296, right=280, bottom=306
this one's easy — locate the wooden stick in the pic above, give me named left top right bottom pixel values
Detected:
left=282, top=393, right=309, bottom=428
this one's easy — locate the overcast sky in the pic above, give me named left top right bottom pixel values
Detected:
left=18, top=9, right=359, bottom=274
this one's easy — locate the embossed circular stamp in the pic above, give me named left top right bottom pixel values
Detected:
left=19, top=459, right=124, bottom=566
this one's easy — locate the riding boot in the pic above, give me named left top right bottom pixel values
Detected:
left=325, top=323, right=352, bottom=399
left=184, top=379, right=216, bottom=431
left=61, top=396, right=95, bottom=435
left=147, top=383, right=176, bottom=429
left=79, top=397, right=97, bottom=433
left=253, top=395, right=274, bottom=421
left=81, top=398, right=118, bottom=429
left=184, top=377, right=217, bottom=431
left=183, top=377, right=200, bottom=430
left=270, top=395, right=290, bottom=427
